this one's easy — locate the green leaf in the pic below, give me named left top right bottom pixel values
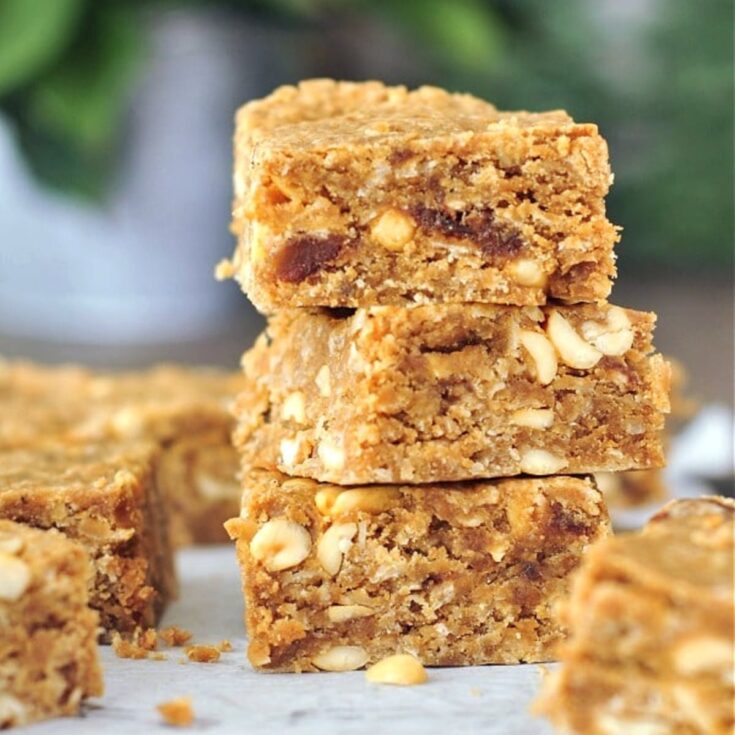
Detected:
left=27, top=3, right=143, bottom=153
left=0, top=0, right=85, bottom=96
left=372, top=0, right=504, bottom=72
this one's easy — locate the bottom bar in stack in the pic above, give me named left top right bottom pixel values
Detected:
left=225, top=470, right=610, bottom=672
left=535, top=497, right=734, bottom=735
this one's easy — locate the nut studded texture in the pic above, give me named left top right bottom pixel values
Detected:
left=534, top=497, right=735, bottom=735
left=225, top=470, right=611, bottom=672
left=0, top=440, right=176, bottom=638
left=0, top=359, right=244, bottom=546
left=234, top=302, right=670, bottom=484
left=222, top=79, right=619, bottom=311
left=0, top=520, right=103, bottom=728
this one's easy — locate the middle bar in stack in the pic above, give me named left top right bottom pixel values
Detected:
left=235, top=303, right=670, bottom=484
left=224, top=80, right=670, bottom=673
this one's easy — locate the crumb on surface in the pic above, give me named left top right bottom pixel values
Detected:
left=112, top=633, right=149, bottom=660
left=157, top=697, right=194, bottom=727
left=216, top=639, right=233, bottom=652
left=160, top=626, right=193, bottom=647
left=137, top=627, right=158, bottom=651
left=111, top=628, right=161, bottom=660
left=185, top=644, right=221, bottom=663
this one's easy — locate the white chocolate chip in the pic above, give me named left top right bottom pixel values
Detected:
left=279, top=436, right=309, bottom=468
left=581, top=306, right=635, bottom=356
left=0, top=553, right=31, bottom=601
left=673, top=636, right=733, bottom=676
left=110, top=406, right=145, bottom=438
left=0, top=534, right=23, bottom=555
left=511, top=408, right=554, bottom=429
left=371, top=209, right=416, bottom=251
left=365, top=654, right=428, bottom=685
left=315, top=365, right=331, bottom=397
left=519, top=448, right=568, bottom=475
left=327, top=604, right=375, bottom=623
left=317, top=439, right=345, bottom=472
left=249, top=519, right=311, bottom=572
left=312, top=645, right=369, bottom=672
left=546, top=311, right=602, bottom=369
left=595, top=714, right=670, bottom=735
left=317, top=522, right=357, bottom=576
left=519, top=330, right=558, bottom=385
left=281, top=391, right=307, bottom=424
left=509, top=259, right=547, bottom=287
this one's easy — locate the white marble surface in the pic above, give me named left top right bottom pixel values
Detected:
left=31, top=546, right=555, bottom=735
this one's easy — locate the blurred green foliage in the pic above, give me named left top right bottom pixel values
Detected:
left=0, top=0, right=731, bottom=266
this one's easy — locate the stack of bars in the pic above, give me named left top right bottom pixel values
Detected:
left=222, top=80, right=672, bottom=673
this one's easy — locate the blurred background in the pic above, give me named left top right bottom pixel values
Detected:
left=0, top=0, right=732, bottom=407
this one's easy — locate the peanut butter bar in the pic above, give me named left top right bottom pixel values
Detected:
left=0, top=360, right=243, bottom=545
left=0, top=520, right=103, bottom=728
left=225, top=470, right=610, bottom=672
left=235, top=303, right=670, bottom=484
left=221, top=79, right=618, bottom=311
left=535, top=497, right=734, bottom=735
left=0, top=440, right=176, bottom=637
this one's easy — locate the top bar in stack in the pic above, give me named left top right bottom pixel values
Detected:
left=221, top=79, right=619, bottom=311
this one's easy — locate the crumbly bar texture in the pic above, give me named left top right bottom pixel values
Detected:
left=535, top=496, right=734, bottom=735
left=235, top=302, right=670, bottom=485
left=0, top=359, right=243, bottom=545
left=0, top=520, right=103, bottom=728
left=222, top=79, right=619, bottom=311
left=594, top=358, right=694, bottom=510
left=0, top=440, right=176, bottom=638
left=225, top=470, right=611, bottom=672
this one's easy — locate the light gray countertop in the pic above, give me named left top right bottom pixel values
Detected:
left=33, top=546, right=555, bottom=735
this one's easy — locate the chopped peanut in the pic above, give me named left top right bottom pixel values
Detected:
left=157, top=697, right=194, bottom=727
left=365, top=654, right=428, bottom=685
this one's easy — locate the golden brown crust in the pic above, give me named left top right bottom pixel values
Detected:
left=226, top=79, right=618, bottom=310
left=234, top=303, right=670, bottom=484
left=0, top=520, right=103, bottom=728
left=227, top=469, right=610, bottom=672
left=535, top=497, right=734, bottom=735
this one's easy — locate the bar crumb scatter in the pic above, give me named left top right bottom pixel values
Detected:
left=185, top=644, right=221, bottom=663
left=216, top=639, right=233, bottom=652
left=111, top=627, right=160, bottom=660
left=157, top=697, right=194, bottom=727
left=159, top=626, right=193, bottom=647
